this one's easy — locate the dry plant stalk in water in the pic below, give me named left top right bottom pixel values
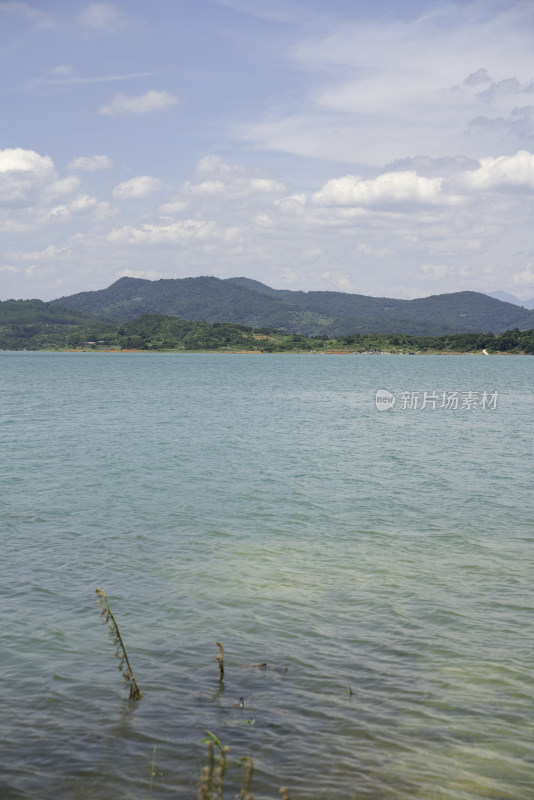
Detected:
left=198, top=731, right=229, bottom=800
left=96, top=588, right=142, bottom=701
left=215, top=641, right=224, bottom=681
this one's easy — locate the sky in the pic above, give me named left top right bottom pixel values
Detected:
left=1, top=0, right=534, bottom=301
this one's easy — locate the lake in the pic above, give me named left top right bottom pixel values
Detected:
left=1, top=352, right=532, bottom=799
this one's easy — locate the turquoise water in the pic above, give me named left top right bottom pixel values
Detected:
left=1, top=352, right=532, bottom=800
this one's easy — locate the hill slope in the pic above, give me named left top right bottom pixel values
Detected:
left=51, top=276, right=534, bottom=336
left=0, top=299, right=111, bottom=350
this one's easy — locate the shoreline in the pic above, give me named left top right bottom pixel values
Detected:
left=1, top=348, right=530, bottom=356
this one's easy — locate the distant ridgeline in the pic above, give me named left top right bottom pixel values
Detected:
left=49, top=276, right=534, bottom=337
left=1, top=299, right=534, bottom=353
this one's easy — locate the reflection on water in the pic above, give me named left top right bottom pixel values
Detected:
left=0, top=353, right=533, bottom=799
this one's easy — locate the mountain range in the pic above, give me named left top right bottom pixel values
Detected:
left=485, top=291, right=534, bottom=310
left=49, top=276, right=534, bottom=336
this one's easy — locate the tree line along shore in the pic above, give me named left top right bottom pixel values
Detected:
left=1, top=309, right=533, bottom=354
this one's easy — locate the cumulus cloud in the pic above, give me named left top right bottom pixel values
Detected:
left=0, top=147, right=119, bottom=235
left=2, top=145, right=533, bottom=302
left=0, top=148, right=56, bottom=206
left=78, top=3, right=128, bottom=33
left=452, top=150, right=534, bottom=191
left=310, top=171, right=461, bottom=208
left=112, top=176, right=162, bottom=200
left=68, top=154, right=114, bottom=171
left=181, top=156, right=286, bottom=200
left=0, top=147, right=53, bottom=174
left=0, top=148, right=80, bottom=205
left=99, top=90, right=178, bottom=117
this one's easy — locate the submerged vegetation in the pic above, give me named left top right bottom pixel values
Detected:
left=1, top=302, right=534, bottom=353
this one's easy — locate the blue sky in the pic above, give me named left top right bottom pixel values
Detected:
left=1, top=0, right=533, bottom=300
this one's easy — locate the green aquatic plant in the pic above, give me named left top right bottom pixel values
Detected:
left=95, top=588, right=142, bottom=701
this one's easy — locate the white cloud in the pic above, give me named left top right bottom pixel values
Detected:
left=274, top=193, right=307, bottom=212
left=186, top=176, right=285, bottom=198
left=158, top=199, right=190, bottom=215
left=0, top=147, right=117, bottom=235
left=47, top=175, right=81, bottom=197
left=46, top=205, right=70, bottom=222
left=69, top=194, right=98, bottom=213
left=512, top=266, right=534, bottom=287
left=68, top=154, right=114, bottom=171
left=1, top=146, right=533, bottom=302
left=311, top=171, right=462, bottom=208
left=0, top=147, right=53, bottom=174
left=181, top=156, right=286, bottom=201
left=0, top=147, right=55, bottom=206
left=452, top=150, right=534, bottom=191
left=99, top=90, right=178, bottom=117
left=78, top=3, right=128, bottom=33
left=8, top=244, right=72, bottom=261
left=112, top=176, right=163, bottom=200
left=0, top=148, right=80, bottom=207
left=108, top=219, right=239, bottom=246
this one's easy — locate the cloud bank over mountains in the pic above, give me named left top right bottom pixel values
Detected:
left=0, top=1, right=533, bottom=301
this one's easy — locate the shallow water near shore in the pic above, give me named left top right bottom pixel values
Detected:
left=1, top=352, right=533, bottom=800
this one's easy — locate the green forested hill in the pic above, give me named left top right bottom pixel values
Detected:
left=50, top=276, right=534, bottom=336
left=0, top=300, right=112, bottom=350
left=52, top=276, right=300, bottom=330
left=1, top=301, right=534, bottom=352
